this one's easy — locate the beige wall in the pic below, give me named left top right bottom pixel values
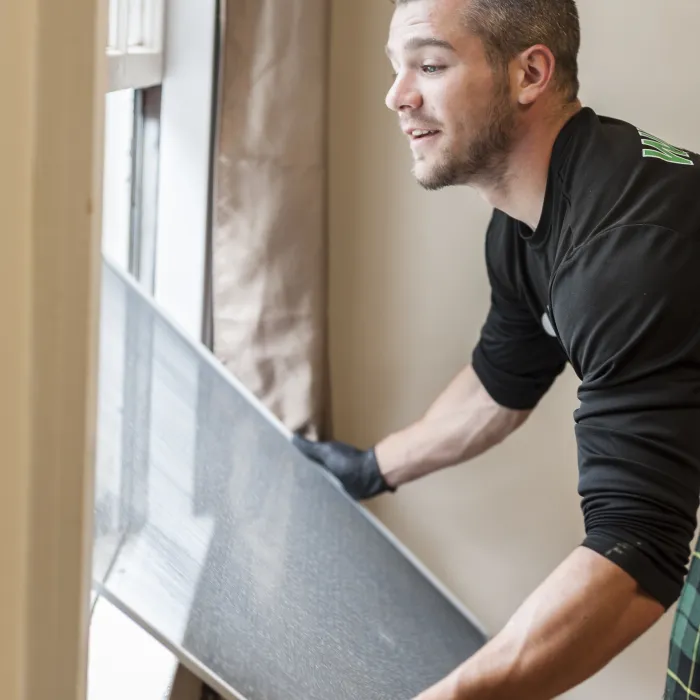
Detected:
left=0, top=1, right=105, bottom=698
left=328, top=1, right=700, bottom=698
left=1, top=2, right=36, bottom=696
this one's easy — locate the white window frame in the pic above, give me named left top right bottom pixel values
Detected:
left=103, top=0, right=217, bottom=343
left=152, top=0, right=218, bottom=341
left=108, top=0, right=165, bottom=93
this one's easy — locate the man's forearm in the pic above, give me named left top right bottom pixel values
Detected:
left=376, top=365, right=530, bottom=488
left=414, top=547, right=665, bottom=700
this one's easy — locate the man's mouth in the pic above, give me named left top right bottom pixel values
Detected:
left=409, top=129, right=440, bottom=141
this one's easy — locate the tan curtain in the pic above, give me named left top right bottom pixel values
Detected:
left=212, top=0, right=331, bottom=438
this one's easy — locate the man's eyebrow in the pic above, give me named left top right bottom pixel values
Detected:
left=385, top=37, right=456, bottom=57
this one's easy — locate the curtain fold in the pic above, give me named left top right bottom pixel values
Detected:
left=212, top=0, right=331, bottom=438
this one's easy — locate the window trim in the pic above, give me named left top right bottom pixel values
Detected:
left=108, top=51, right=163, bottom=93
left=107, top=0, right=165, bottom=93
left=152, top=0, right=219, bottom=341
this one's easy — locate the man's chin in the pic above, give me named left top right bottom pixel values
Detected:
left=412, top=161, right=456, bottom=191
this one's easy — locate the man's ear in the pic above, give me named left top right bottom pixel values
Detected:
left=515, top=44, right=556, bottom=105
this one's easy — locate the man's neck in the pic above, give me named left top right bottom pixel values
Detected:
left=477, top=100, right=582, bottom=231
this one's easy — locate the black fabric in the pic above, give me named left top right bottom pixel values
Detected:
left=472, top=107, right=700, bottom=608
left=471, top=237, right=568, bottom=410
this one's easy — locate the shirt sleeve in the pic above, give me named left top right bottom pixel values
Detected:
left=472, top=218, right=568, bottom=410
left=552, top=225, right=700, bottom=609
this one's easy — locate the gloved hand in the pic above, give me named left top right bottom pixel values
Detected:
left=292, top=434, right=396, bottom=501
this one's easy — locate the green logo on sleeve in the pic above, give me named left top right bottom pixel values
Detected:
left=638, top=129, right=694, bottom=166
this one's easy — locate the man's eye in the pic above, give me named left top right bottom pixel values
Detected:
left=421, top=65, right=443, bottom=74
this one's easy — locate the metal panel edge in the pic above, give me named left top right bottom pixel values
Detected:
left=93, top=582, right=249, bottom=700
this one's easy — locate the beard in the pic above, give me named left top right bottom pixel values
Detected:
left=414, top=77, right=517, bottom=191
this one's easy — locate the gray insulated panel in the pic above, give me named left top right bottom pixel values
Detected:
left=92, top=260, right=487, bottom=700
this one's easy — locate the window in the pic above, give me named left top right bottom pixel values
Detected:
left=102, top=0, right=164, bottom=293
left=101, top=86, right=161, bottom=292
left=108, top=0, right=165, bottom=93
left=94, top=2, right=177, bottom=698
left=101, top=0, right=217, bottom=339
left=92, top=1, right=219, bottom=697
left=101, top=89, right=136, bottom=270
left=94, top=88, right=175, bottom=696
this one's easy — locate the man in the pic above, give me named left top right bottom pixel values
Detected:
left=294, top=0, right=700, bottom=697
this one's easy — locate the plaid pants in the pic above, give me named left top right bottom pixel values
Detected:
left=666, top=536, right=700, bottom=699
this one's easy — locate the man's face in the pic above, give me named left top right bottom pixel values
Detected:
left=385, top=0, right=518, bottom=190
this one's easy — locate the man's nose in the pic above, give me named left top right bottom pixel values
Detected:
left=385, top=73, right=423, bottom=113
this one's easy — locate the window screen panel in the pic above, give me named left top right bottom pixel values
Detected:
left=92, top=260, right=487, bottom=700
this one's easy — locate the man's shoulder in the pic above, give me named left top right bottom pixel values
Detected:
left=562, top=109, right=700, bottom=240
left=565, top=108, right=700, bottom=167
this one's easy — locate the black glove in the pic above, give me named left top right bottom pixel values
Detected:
left=292, top=434, right=396, bottom=501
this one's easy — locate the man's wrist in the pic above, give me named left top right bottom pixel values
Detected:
left=373, top=440, right=404, bottom=489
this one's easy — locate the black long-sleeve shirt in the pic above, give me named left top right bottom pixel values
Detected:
left=472, top=107, right=700, bottom=609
